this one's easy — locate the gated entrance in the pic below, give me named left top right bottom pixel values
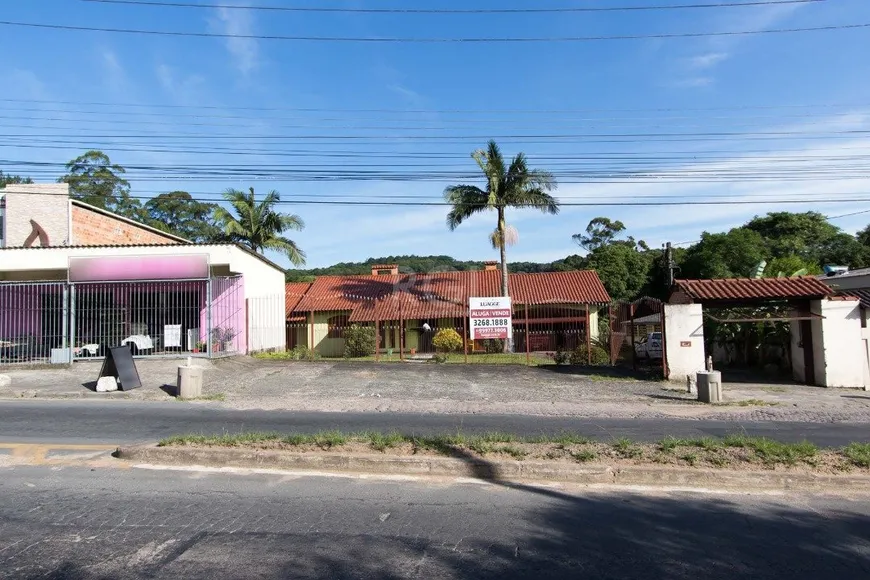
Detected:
left=0, top=276, right=245, bottom=366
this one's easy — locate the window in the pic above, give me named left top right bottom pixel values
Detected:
left=327, top=314, right=349, bottom=339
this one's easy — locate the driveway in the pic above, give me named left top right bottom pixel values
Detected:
left=2, top=357, right=870, bottom=422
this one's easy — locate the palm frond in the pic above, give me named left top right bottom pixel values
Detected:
left=507, top=188, right=560, bottom=215
left=444, top=185, right=487, bottom=230
left=279, top=213, right=305, bottom=231
left=264, top=236, right=307, bottom=266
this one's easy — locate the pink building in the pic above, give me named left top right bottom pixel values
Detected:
left=0, top=184, right=285, bottom=364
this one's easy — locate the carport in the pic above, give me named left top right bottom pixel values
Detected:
left=666, top=277, right=865, bottom=388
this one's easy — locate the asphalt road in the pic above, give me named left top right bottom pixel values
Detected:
left=2, top=465, right=869, bottom=579
left=0, top=400, right=868, bottom=446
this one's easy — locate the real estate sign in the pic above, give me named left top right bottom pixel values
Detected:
left=469, top=297, right=512, bottom=340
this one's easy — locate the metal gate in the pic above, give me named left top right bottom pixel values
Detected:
left=607, top=297, right=666, bottom=377
left=0, top=277, right=244, bottom=366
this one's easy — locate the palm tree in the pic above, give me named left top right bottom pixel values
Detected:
left=214, top=187, right=306, bottom=266
left=444, top=140, right=558, bottom=350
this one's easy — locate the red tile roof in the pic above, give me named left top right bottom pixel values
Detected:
left=673, top=277, right=833, bottom=302
left=285, top=283, right=312, bottom=320
left=289, top=270, right=610, bottom=321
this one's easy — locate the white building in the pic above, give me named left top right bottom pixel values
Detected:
left=0, top=183, right=286, bottom=364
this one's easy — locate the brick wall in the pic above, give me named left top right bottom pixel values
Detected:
left=2, top=183, right=71, bottom=247
left=72, top=204, right=183, bottom=245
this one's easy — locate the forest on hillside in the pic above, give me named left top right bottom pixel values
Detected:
left=286, top=212, right=870, bottom=302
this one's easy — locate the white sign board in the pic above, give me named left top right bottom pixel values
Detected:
left=469, top=297, right=512, bottom=340
left=164, top=324, right=182, bottom=348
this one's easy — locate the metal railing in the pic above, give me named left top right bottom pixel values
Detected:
left=0, top=276, right=246, bottom=366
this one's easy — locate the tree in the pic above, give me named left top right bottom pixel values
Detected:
left=766, top=255, right=821, bottom=277
left=585, top=243, right=652, bottom=302
left=444, top=140, right=558, bottom=328
left=681, top=228, right=768, bottom=279
left=0, top=171, right=33, bottom=188
left=215, top=187, right=306, bottom=266
left=573, top=217, right=627, bottom=251
left=144, top=191, right=223, bottom=243
left=744, top=212, right=838, bottom=264
left=816, top=232, right=870, bottom=269
left=857, top=224, right=870, bottom=248
left=58, top=150, right=140, bottom=218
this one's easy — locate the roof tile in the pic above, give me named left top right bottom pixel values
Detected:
left=291, top=270, right=610, bottom=321
left=285, top=283, right=312, bottom=318
left=674, top=277, right=833, bottom=302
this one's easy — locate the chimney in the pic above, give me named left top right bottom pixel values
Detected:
left=371, top=264, right=399, bottom=276
left=484, top=260, right=498, bottom=271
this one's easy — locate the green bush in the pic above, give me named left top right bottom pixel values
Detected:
left=432, top=352, right=450, bottom=364
left=289, top=345, right=318, bottom=360
left=432, top=328, right=463, bottom=353
left=483, top=338, right=505, bottom=353
left=569, top=344, right=611, bottom=366
left=553, top=347, right=569, bottom=365
left=343, top=324, right=377, bottom=358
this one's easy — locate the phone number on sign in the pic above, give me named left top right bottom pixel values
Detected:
left=472, top=318, right=510, bottom=327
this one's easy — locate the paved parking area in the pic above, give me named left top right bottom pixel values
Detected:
left=1, top=357, right=869, bottom=422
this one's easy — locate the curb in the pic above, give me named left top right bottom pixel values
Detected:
left=114, top=446, right=870, bottom=492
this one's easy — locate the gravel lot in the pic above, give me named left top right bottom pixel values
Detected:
left=2, top=356, right=870, bottom=422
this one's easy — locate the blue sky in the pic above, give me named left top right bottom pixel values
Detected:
left=2, top=0, right=870, bottom=269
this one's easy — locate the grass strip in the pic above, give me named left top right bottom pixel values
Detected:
left=157, top=431, right=868, bottom=472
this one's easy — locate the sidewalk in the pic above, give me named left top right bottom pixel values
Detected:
left=2, top=357, right=870, bottom=423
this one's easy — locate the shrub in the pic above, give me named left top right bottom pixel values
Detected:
left=343, top=324, right=377, bottom=358
left=289, top=345, right=318, bottom=360
left=432, top=328, right=463, bottom=353
left=553, top=347, right=569, bottom=365
left=569, top=344, right=611, bottom=366
left=432, top=352, right=449, bottom=364
left=483, top=338, right=504, bottom=354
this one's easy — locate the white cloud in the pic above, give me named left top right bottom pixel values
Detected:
left=671, top=76, right=714, bottom=88
left=673, top=2, right=807, bottom=87
left=101, top=48, right=126, bottom=92
left=155, top=63, right=206, bottom=102
left=211, top=6, right=259, bottom=75
left=686, top=52, right=729, bottom=70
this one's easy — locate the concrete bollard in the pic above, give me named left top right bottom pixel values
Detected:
left=696, top=370, right=722, bottom=404
left=686, top=374, right=697, bottom=395
left=177, top=365, right=203, bottom=399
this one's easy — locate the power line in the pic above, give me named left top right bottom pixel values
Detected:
left=826, top=208, right=870, bottom=220
left=2, top=97, right=866, bottom=114
left=6, top=129, right=870, bottom=139
left=7, top=187, right=870, bottom=207
left=7, top=108, right=870, bottom=127
left=79, top=0, right=822, bottom=14
left=2, top=19, right=866, bottom=43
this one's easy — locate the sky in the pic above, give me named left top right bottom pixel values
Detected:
left=2, top=0, right=870, bottom=270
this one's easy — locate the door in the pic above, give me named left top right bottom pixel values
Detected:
left=800, top=320, right=816, bottom=386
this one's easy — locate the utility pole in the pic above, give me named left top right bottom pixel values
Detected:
left=664, top=242, right=676, bottom=288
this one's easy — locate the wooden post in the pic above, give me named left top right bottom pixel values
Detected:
left=525, top=303, right=531, bottom=365
left=463, top=315, right=468, bottom=363
left=586, top=304, right=592, bottom=365
left=399, top=297, right=404, bottom=361
left=630, top=303, right=637, bottom=371
left=375, top=308, right=380, bottom=362
left=608, top=304, right=614, bottom=365
left=309, top=310, right=314, bottom=359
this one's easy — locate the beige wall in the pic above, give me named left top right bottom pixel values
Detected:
left=2, top=184, right=71, bottom=248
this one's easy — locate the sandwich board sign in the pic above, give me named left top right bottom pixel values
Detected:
left=469, top=297, right=512, bottom=340
left=98, top=345, right=142, bottom=391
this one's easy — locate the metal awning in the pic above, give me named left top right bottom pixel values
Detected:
left=704, top=311, right=824, bottom=323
